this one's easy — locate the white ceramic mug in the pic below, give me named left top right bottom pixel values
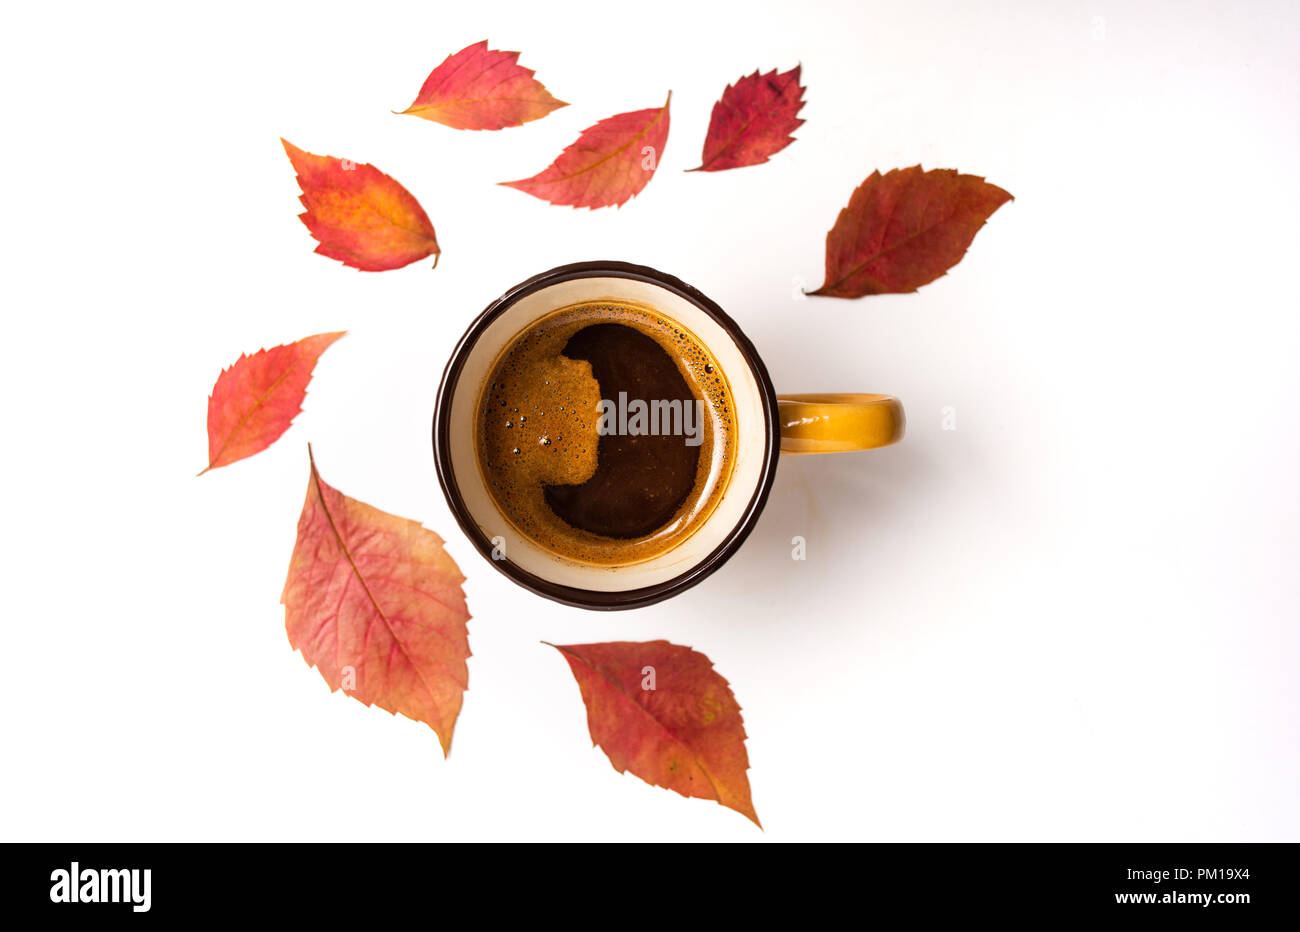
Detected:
left=434, top=261, right=904, bottom=609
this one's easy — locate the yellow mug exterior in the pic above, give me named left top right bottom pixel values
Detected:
left=777, top=393, right=905, bottom=455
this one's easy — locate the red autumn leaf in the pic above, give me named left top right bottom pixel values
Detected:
left=281, top=139, right=440, bottom=272
left=689, top=65, right=806, bottom=172
left=398, top=39, right=567, bottom=130
left=282, top=448, right=470, bottom=755
left=500, top=93, right=671, bottom=209
left=809, top=165, right=1012, bottom=297
left=549, top=640, right=759, bottom=826
left=201, top=331, right=344, bottom=474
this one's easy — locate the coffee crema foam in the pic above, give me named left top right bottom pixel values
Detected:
left=476, top=301, right=736, bottom=566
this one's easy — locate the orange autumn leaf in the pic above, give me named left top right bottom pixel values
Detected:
left=399, top=39, right=566, bottom=130
left=282, top=448, right=470, bottom=755
left=281, top=139, right=440, bottom=271
left=550, top=640, right=759, bottom=826
left=689, top=65, right=806, bottom=172
left=810, top=165, right=1012, bottom=297
left=500, top=93, right=671, bottom=209
left=201, top=331, right=344, bottom=474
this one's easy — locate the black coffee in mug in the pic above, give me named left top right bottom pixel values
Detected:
left=476, top=301, right=736, bottom=565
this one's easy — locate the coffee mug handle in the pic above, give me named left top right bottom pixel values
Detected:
left=777, top=393, right=905, bottom=455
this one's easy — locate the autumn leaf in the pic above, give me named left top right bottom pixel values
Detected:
left=689, top=65, right=805, bottom=172
left=282, top=448, right=471, bottom=755
left=809, top=166, right=1012, bottom=297
left=398, top=39, right=566, bottom=130
left=549, top=640, right=759, bottom=826
left=201, top=332, right=344, bottom=474
left=500, top=93, right=671, bottom=209
left=281, top=138, right=440, bottom=271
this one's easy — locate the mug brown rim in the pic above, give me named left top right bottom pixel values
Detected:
left=432, top=261, right=781, bottom=610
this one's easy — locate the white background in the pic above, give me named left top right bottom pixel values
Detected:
left=2, top=0, right=1297, bottom=841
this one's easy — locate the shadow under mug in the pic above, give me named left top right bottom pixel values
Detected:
left=433, top=261, right=904, bottom=610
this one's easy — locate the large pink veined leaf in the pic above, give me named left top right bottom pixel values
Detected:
left=282, top=448, right=471, bottom=755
